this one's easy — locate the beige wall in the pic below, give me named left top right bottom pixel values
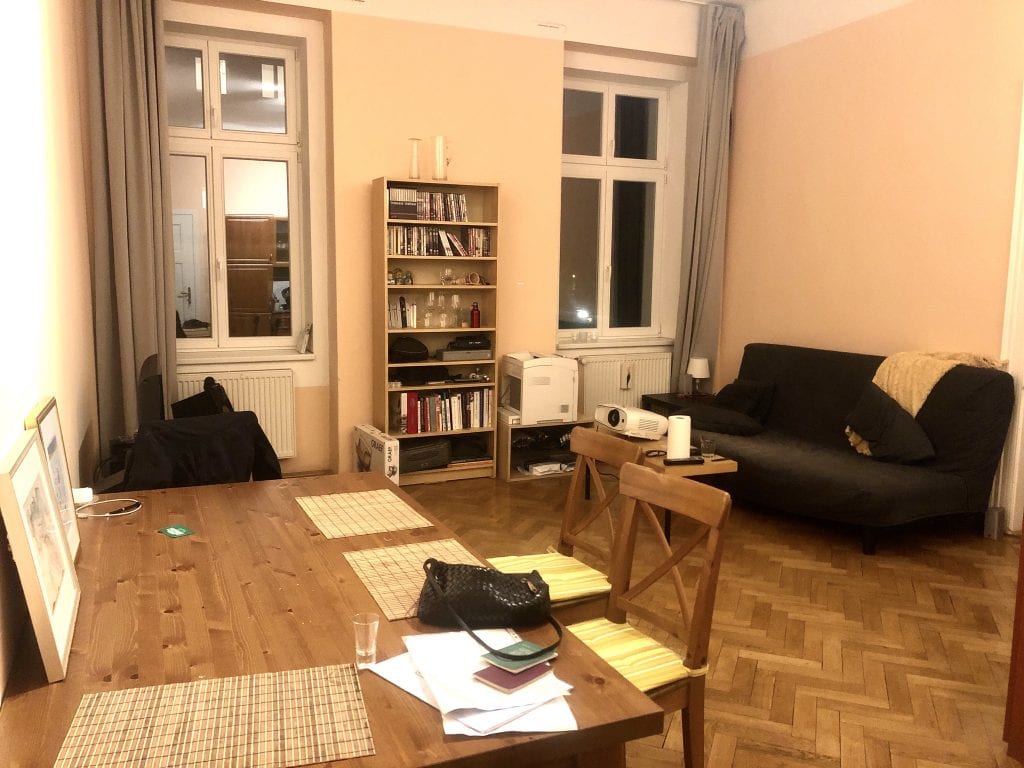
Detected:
left=330, top=14, right=563, bottom=470
left=719, top=0, right=1024, bottom=384
left=290, top=385, right=331, bottom=473
left=1, top=0, right=97, bottom=703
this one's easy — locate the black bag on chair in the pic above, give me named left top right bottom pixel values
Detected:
left=415, top=558, right=562, bottom=660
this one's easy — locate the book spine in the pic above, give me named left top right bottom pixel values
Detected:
left=407, top=392, right=419, bottom=435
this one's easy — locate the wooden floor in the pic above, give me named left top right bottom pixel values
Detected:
left=405, top=476, right=1022, bottom=768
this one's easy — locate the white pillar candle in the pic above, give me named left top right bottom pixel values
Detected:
left=433, top=135, right=447, bottom=180
left=666, top=415, right=691, bottom=459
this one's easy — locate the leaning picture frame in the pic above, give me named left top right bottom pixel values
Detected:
left=25, top=397, right=80, bottom=559
left=0, top=430, right=81, bottom=682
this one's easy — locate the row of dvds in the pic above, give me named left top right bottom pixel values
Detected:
left=388, top=188, right=469, bottom=222
left=387, top=225, right=492, bottom=257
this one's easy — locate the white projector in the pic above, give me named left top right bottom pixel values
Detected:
left=594, top=405, right=669, bottom=440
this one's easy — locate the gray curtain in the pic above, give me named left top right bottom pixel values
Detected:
left=672, top=3, right=745, bottom=392
left=87, top=0, right=176, bottom=455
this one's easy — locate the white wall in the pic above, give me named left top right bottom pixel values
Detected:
left=279, top=0, right=701, bottom=57
left=741, top=0, right=915, bottom=57
left=1, top=0, right=96, bottom=705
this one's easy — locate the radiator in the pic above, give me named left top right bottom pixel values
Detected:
left=578, top=353, right=672, bottom=418
left=177, top=370, right=297, bottom=458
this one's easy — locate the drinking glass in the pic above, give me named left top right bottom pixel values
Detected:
left=352, top=612, right=380, bottom=669
left=699, top=436, right=716, bottom=461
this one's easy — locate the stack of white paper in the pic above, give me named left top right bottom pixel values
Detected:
left=370, top=629, right=578, bottom=736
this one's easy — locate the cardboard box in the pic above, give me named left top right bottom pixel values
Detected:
left=352, top=424, right=400, bottom=485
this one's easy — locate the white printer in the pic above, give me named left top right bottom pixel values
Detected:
left=501, top=353, right=579, bottom=425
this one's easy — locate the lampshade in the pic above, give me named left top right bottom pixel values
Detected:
left=686, top=357, right=710, bottom=380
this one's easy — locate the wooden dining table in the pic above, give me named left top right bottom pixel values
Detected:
left=0, top=473, right=662, bottom=767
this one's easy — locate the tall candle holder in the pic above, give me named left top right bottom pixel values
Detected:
left=408, top=138, right=421, bottom=179
left=433, top=135, right=447, bottom=180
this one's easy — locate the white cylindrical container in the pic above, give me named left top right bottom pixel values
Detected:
left=408, top=137, right=421, bottom=179
left=666, top=415, right=691, bottom=459
left=433, top=135, right=447, bottom=180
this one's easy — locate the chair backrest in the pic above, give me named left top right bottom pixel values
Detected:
left=171, top=377, right=235, bottom=419
left=137, top=353, right=164, bottom=425
left=123, top=411, right=281, bottom=491
left=557, top=427, right=644, bottom=564
left=606, top=462, right=731, bottom=671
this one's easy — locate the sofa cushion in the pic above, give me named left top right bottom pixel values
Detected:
left=712, top=378, right=775, bottom=422
left=736, top=343, right=884, bottom=450
left=845, top=383, right=934, bottom=464
left=672, top=402, right=763, bottom=436
left=697, top=429, right=969, bottom=527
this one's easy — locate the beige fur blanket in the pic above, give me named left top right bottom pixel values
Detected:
left=846, top=351, right=1004, bottom=456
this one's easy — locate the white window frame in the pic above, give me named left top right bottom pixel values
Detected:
left=165, top=34, right=299, bottom=145
left=560, top=77, right=670, bottom=343
left=211, top=144, right=304, bottom=350
left=166, top=31, right=308, bottom=355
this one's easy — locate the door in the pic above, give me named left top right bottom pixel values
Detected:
left=173, top=212, right=199, bottom=327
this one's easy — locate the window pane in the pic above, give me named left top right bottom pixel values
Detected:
left=610, top=180, right=654, bottom=328
left=170, top=155, right=212, bottom=338
left=559, top=177, right=600, bottom=329
left=224, top=158, right=290, bottom=337
left=615, top=95, right=658, bottom=160
left=563, top=89, right=603, bottom=156
left=166, top=47, right=205, bottom=129
left=219, top=52, right=287, bottom=134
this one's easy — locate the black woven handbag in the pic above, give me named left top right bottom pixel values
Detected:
left=416, top=558, right=562, bottom=660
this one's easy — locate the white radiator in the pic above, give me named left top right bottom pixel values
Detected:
left=578, top=353, right=672, bottom=418
left=177, top=369, right=297, bottom=458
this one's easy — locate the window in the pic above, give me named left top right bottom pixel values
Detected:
left=559, top=78, right=672, bottom=341
left=165, top=33, right=304, bottom=350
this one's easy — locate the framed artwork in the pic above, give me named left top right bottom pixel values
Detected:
left=0, top=430, right=81, bottom=682
left=25, top=397, right=80, bottom=558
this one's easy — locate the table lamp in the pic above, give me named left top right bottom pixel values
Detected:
left=687, top=357, right=710, bottom=394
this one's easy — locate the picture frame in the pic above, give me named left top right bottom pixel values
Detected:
left=0, top=430, right=81, bottom=682
left=25, top=397, right=80, bottom=558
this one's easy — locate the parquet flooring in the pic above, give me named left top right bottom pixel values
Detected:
left=404, top=476, right=1022, bottom=768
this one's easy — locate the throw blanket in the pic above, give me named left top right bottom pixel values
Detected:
left=847, top=351, right=1003, bottom=456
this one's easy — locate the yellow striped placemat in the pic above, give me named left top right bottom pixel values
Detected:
left=296, top=488, right=431, bottom=539
left=55, top=665, right=374, bottom=767
left=344, top=539, right=483, bottom=620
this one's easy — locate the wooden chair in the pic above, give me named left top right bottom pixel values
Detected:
left=489, top=427, right=643, bottom=623
left=567, top=462, right=731, bottom=768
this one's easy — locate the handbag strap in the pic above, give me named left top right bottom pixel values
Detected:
left=423, top=559, right=563, bottom=661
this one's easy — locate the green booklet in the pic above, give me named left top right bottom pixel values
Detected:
left=481, top=640, right=558, bottom=673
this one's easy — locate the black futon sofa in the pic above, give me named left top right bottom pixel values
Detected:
left=678, top=343, right=1015, bottom=553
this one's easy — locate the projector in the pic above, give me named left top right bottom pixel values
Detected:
left=594, top=405, right=669, bottom=440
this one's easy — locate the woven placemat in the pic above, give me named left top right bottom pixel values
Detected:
left=345, top=539, right=483, bottom=620
left=55, top=665, right=374, bottom=768
left=296, top=488, right=431, bottom=539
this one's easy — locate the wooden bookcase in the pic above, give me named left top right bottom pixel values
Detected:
left=371, top=177, right=499, bottom=485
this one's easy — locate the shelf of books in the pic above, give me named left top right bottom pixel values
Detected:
left=371, top=177, right=499, bottom=485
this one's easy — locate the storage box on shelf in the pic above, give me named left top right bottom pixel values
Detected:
left=371, top=177, right=500, bottom=485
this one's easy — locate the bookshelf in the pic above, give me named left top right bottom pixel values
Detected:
left=371, top=177, right=499, bottom=485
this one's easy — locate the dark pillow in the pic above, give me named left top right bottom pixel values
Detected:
left=845, top=383, right=935, bottom=464
left=671, top=402, right=763, bottom=436
left=712, top=379, right=775, bottom=422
